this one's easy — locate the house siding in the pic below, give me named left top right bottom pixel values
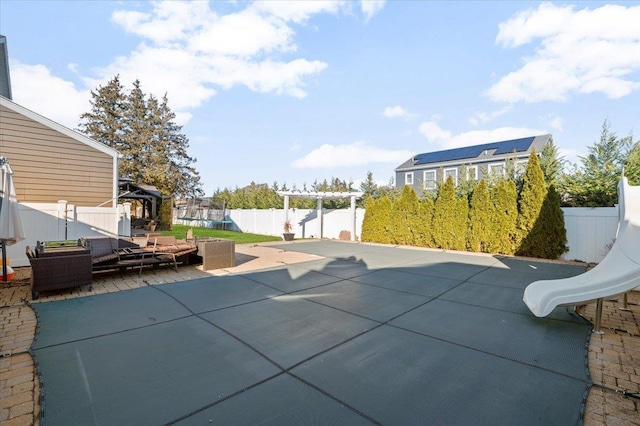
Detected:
left=0, top=104, right=115, bottom=206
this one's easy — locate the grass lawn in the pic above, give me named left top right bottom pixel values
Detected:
left=162, top=224, right=282, bottom=244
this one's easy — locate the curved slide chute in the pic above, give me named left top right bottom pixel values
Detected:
left=524, top=175, right=640, bottom=320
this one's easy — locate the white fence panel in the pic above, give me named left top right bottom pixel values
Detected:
left=5, top=202, right=130, bottom=267
left=224, top=208, right=362, bottom=240
left=561, top=207, right=618, bottom=263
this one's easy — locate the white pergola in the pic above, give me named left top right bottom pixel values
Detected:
left=276, top=191, right=364, bottom=241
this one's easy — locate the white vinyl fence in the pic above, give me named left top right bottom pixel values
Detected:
left=174, top=207, right=618, bottom=264
left=6, top=201, right=131, bottom=267
left=560, top=207, right=618, bottom=264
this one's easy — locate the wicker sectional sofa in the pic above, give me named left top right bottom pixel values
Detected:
left=26, top=246, right=92, bottom=300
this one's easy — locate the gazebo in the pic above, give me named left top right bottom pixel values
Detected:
left=117, top=178, right=164, bottom=225
left=276, top=191, right=364, bottom=241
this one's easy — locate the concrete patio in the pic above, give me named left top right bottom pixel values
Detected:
left=1, top=241, right=638, bottom=425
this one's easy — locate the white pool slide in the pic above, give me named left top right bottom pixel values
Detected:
left=523, top=175, right=640, bottom=321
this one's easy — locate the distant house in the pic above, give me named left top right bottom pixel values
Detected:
left=395, top=134, right=551, bottom=192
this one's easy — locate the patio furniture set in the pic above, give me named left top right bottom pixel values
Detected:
left=25, top=235, right=235, bottom=300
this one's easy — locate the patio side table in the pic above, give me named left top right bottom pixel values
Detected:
left=196, top=238, right=235, bottom=270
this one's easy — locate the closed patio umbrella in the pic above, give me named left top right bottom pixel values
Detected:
left=0, top=156, right=25, bottom=281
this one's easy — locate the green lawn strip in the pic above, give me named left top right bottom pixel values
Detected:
left=162, top=224, right=281, bottom=244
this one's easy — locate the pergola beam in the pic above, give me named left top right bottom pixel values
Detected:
left=276, top=191, right=364, bottom=241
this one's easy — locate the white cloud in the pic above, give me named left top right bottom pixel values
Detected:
left=418, top=120, right=547, bottom=150
left=547, top=115, right=563, bottom=131
left=383, top=105, right=408, bottom=118
left=10, top=61, right=90, bottom=129
left=11, top=1, right=356, bottom=129
left=469, top=106, right=512, bottom=125
left=361, top=1, right=386, bottom=22
left=292, top=141, right=413, bottom=168
left=488, top=3, right=640, bottom=103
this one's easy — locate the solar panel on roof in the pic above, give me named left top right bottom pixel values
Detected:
left=413, top=136, right=536, bottom=165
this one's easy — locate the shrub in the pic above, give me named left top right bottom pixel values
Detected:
left=517, top=184, right=568, bottom=259
left=468, top=179, right=491, bottom=252
left=516, top=150, right=547, bottom=252
left=390, top=186, right=421, bottom=245
left=487, top=180, right=518, bottom=254
left=452, top=197, right=469, bottom=251
left=432, top=176, right=457, bottom=249
left=414, top=198, right=434, bottom=247
left=361, top=195, right=394, bottom=244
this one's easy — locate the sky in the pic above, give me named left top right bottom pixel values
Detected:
left=1, top=1, right=639, bottom=195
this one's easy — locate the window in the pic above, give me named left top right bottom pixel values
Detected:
left=489, top=163, right=505, bottom=176
left=423, top=170, right=436, bottom=190
left=467, top=165, right=478, bottom=181
left=516, top=160, right=527, bottom=174
left=405, top=172, right=414, bottom=185
left=444, top=168, right=458, bottom=185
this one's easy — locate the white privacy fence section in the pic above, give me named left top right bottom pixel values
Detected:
left=175, top=207, right=617, bottom=264
left=561, top=207, right=619, bottom=264
left=6, top=201, right=131, bottom=267
left=174, top=208, right=365, bottom=240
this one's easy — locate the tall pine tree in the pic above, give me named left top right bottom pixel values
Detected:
left=78, top=75, right=126, bottom=151
left=79, top=77, right=202, bottom=198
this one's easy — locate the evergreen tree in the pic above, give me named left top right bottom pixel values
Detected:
left=560, top=120, right=631, bottom=206
left=432, top=176, right=457, bottom=249
left=516, top=150, right=547, bottom=248
left=78, top=75, right=126, bottom=151
left=154, top=94, right=202, bottom=198
left=360, top=196, right=378, bottom=243
left=468, top=179, right=491, bottom=252
left=538, top=137, right=564, bottom=186
left=517, top=185, right=568, bottom=259
left=360, top=171, right=377, bottom=199
left=624, top=142, right=640, bottom=185
left=452, top=197, right=469, bottom=251
left=487, top=180, right=518, bottom=254
left=79, top=77, right=203, bottom=199
left=414, top=198, right=434, bottom=248
left=390, top=186, right=421, bottom=246
left=374, top=196, right=394, bottom=244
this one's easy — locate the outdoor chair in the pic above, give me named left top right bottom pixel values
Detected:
left=26, top=245, right=92, bottom=300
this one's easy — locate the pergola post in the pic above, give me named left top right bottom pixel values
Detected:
left=317, top=198, right=323, bottom=239
left=283, top=195, right=290, bottom=224
left=276, top=190, right=363, bottom=241
left=350, top=195, right=357, bottom=242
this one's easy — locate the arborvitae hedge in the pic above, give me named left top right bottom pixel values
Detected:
left=414, top=198, right=434, bottom=247
left=432, top=176, right=457, bottom=249
left=468, top=179, right=491, bottom=252
left=361, top=195, right=394, bottom=244
left=517, top=184, right=568, bottom=259
left=360, top=195, right=377, bottom=243
left=516, top=149, right=547, bottom=247
left=452, top=197, right=469, bottom=251
left=487, top=180, right=518, bottom=255
left=391, top=186, right=421, bottom=245
left=359, top=152, right=568, bottom=260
